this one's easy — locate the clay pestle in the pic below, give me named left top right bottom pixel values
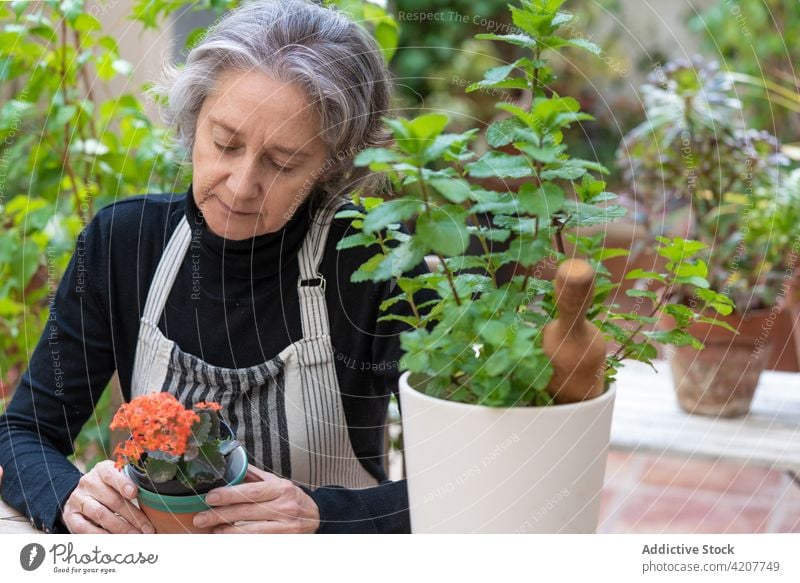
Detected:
left=542, top=258, right=606, bottom=403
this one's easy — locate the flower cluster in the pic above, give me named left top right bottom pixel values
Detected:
left=110, top=393, right=220, bottom=470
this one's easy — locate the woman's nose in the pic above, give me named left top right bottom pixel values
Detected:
left=226, top=155, right=263, bottom=202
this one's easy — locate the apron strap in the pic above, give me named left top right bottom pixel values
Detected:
left=141, top=216, right=192, bottom=325
left=296, top=199, right=345, bottom=339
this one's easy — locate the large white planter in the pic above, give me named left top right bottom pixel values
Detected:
left=398, top=371, right=616, bottom=533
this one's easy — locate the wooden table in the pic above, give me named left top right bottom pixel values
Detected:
left=0, top=497, right=40, bottom=534
left=612, top=360, right=800, bottom=472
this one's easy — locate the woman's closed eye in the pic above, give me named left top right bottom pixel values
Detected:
left=214, top=142, right=241, bottom=154
left=213, top=142, right=296, bottom=174
left=268, top=159, right=296, bottom=174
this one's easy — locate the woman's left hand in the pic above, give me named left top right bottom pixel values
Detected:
left=193, top=465, right=320, bottom=534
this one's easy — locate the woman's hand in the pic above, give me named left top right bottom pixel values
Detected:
left=62, top=460, right=155, bottom=534
left=193, top=465, right=320, bottom=533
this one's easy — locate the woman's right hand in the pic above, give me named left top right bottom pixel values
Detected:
left=62, top=460, right=154, bottom=534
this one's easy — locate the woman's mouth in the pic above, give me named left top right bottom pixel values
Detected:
left=216, top=197, right=259, bottom=217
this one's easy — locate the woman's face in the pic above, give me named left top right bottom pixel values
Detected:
left=192, top=69, right=329, bottom=240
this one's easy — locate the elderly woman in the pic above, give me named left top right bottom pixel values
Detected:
left=0, top=0, right=428, bottom=534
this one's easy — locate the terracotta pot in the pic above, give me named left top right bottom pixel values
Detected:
left=399, top=371, right=616, bottom=533
left=658, top=305, right=780, bottom=417
left=124, top=421, right=248, bottom=534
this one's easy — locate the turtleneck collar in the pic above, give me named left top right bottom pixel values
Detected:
left=183, top=183, right=312, bottom=280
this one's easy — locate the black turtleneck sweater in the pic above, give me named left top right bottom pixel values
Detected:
left=0, top=185, right=430, bottom=534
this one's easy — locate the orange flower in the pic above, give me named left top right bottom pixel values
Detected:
left=110, top=393, right=222, bottom=470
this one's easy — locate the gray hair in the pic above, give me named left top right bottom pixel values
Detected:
left=149, top=0, right=392, bottom=208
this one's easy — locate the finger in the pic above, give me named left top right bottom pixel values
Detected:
left=206, top=475, right=285, bottom=506
left=65, top=511, right=109, bottom=534
left=214, top=520, right=305, bottom=534
left=243, top=467, right=262, bottom=483
left=97, top=460, right=138, bottom=500
left=88, top=482, right=154, bottom=533
left=243, top=464, right=279, bottom=483
left=194, top=502, right=277, bottom=528
left=81, top=497, right=142, bottom=534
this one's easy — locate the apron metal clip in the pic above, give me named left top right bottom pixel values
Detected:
left=298, top=274, right=326, bottom=292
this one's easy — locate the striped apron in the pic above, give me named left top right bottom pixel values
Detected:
left=129, top=200, right=379, bottom=490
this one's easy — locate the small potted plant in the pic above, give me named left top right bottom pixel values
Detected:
left=339, top=0, right=733, bottom=532
left=617, top=56, right=797, bottom=417
left=110, top=392, right=248, bottom=534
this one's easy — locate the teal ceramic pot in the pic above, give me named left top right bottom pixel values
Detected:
left=123, top=421, right=248, bottom=534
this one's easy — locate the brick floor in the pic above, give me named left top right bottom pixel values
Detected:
left=599, top=449, right=800, bottom=533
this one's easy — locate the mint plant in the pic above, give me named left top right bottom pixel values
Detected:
left=338, top=0, right=735, bottom=407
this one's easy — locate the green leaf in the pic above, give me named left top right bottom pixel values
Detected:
left=11, top=1, right=27, bottom=18
left=540, top=164, right=587, bottom=181
left=483, top=350, right=512, bottom=376
left=408, top=113, right=449, bottom=140
left=466, top=224, right=511, bottom=242
left=363, top=198, right=422, bottom=233
left=643, top=329, right=703, bottom=349
left=147, top=449, right=181, bottom=463
left=511, top=5, right=557, bottom=36
left=218, top=439, right=240, bottom=456
left=54, top=104, right=77, bottom=127
left=97, top=53, right=116, bottom=81
left=656, top=236, right=708, bottom=262
left=444, top=255, right=490, bottom=271
left=470, top=190, right=519, bottom=215
left=354, top=148, right=399, bottom=171
left=694, top=288, right=735, bottom=316
left=144, top=459, right=178, bottom=483
left=697, top=316, right=738, bottom=333
left=73, top=13, right=101, bottom=33
left=467, top=59, right=531, bottom=93
left=574, top=175, right=607, bottom=202
left=515, top=143, right=562, bottom=164
left=596, top=248, right=629, bottom=261
left=665, top=303, right=695, bottom=327
left=352, top=253, right=387, bottom=283
left=474, top=32, right=537, bottom=49
left=423, top=130, right=478, bottom=163
left=624, top=268, right=667, bottom=283
left=625, top=289, right=658, bottom=302
left=334, top=209, right=365, bottom=220
left=622, top=342, right=659, bottom=365
left=562, top=200, right=627, bottom=227
left=517, top=182, right=565, bottom=219
left=504, top=234, right=549, bottom=268
left=675, top=275, right=710, bottom=289
left=336, top=232, right=378, bottom=250
left=479, top=320, right=508, bottom=346
left=466, top=152, right=535, bottom=179
left=540, top=36, right=602, bottom=55
left=416, top=205, right=469, bottom=256
left=188, top=410, right=212, bottom=446
left=97, top=35, right=119, bottom=53
left=376, top=314, right=419, bottom=327
left=428, top=177, right=471, bottom=203
left=186, top=443, right=224, bottom=482
left=674, top=259, right=708, bottom=279
left=374, top=20, right=398, bottom=63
